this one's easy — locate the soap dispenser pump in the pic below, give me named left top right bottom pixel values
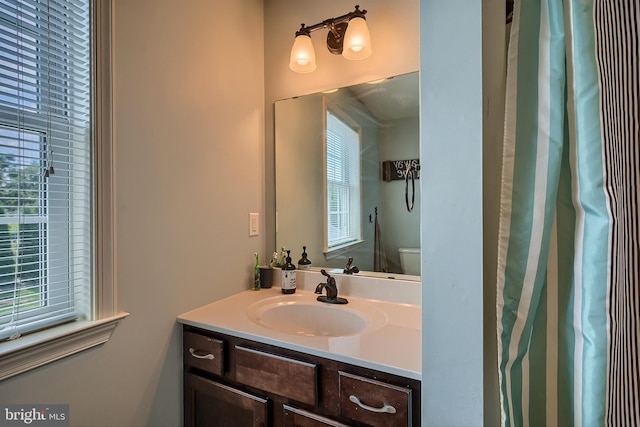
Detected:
left=281, top=250, right=296, bottom=294
left=298, top=246, right=312, bottom=270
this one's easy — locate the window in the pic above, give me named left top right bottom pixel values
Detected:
left=0, top=0, right=124, bottom=380
left=0, top=0, right=93, bottom=340
left=325, top=108, right=361, bottom=254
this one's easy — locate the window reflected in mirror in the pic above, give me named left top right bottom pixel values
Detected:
left=275, top=72, right=420, bottom=280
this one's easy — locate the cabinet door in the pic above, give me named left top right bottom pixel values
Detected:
left=185, top=372, right=268, bottom=427
left=283, top=405, right=349, bottom=427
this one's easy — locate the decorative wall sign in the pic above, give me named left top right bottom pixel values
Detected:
left=382, top=159, right=420, bottom=182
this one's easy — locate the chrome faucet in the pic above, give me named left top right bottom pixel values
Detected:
left=315, top=269, right=348, bottom=304
left=343, top=257, right=359, bottom=275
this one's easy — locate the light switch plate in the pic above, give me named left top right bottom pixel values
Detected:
left=249, top=213, right=259, bottom=236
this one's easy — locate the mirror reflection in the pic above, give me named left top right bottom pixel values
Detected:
left=275, top=72, right=420, bottom=279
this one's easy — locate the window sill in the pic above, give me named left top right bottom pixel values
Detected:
left=0, top=312, right=129, bottom=381
left=324, top=240, right=364, bottom=260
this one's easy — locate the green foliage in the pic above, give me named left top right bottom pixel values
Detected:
left=0, top=152, right=43, bottom=290
left=0, top=207, right=14, bottom=287
left=0, top=286, right=40, bottom=315
left=1, top=153, right=42, bottom=216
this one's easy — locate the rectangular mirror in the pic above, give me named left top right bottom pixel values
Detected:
left=275, top=72, right=420, bottom=280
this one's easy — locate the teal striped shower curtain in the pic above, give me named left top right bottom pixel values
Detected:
left=496, top=1, right=638, bottom=426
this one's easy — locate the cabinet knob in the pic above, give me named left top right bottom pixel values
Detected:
left=189, top=347, right=215, bottom=360
left=349, top=395, right=397, bottom=414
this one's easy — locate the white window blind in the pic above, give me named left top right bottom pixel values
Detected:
left=325, top=109, right=361, bottom=250
left=0, top=0, right=91, bottom=341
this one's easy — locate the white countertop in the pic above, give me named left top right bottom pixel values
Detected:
left=177, top=275, right=421, bottom=380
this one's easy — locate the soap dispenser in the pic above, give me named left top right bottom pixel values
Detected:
left=281, top=250, right=296, bottom=294
left=298, top=246, right=312, bottom=270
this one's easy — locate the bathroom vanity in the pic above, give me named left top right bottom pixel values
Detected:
left=177, top=270, right=421, bottom=427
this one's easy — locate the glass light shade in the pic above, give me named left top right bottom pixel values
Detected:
left=289, top=34, right=316, bottom=73
left=342, top=17, right=372, bottom=60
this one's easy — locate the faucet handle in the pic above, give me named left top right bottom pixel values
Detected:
left=344, top=257, right=354, bottom=271
left=343, top=257, right=359, bottom=274
left=320, top=269, right=337, bottom=287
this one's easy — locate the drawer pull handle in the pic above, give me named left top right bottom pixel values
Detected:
left=189, top=347, right=215, bottom=360
left=349, top=395, right=397, bottom=414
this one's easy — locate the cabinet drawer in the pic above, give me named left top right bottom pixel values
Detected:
left=236, top=346, right=318, bottom=406
left=339, top=371, right=412, bottom=427
left=283, top=404, right=349, bottom=427
left=183, top=331, right=224, bottom=376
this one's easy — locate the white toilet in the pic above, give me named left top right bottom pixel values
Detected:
left=398, top=247, right=421, bottom=275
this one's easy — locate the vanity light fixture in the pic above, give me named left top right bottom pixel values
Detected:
left=289, top=5, right=372, bottom=73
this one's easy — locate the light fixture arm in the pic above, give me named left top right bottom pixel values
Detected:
left=294, top=5, right=368, bottom=54
left=296, top=5, right=366, bottom=35
left=327, top=22, right=342, bottom=39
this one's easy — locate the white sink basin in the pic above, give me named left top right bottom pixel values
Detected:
left=247, top=295, right=387, bottom=337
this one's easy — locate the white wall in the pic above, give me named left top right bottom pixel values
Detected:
left=420, top=0, right=484, bottom=425
left=274, top=95, right=325, bottom=266
left=419, top=0, right=505, bottom=425
left=380, top=116, right=420, bottom=273
left=0, top=1, right=265, bottom=425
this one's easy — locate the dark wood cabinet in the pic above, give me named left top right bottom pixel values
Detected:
left=185, top=372, right=268, bottom=427
left=235, top=346, right=318, bottom=406
left=283, top=405, right=349, bottom=427
left=184, top=331, right=224, bottom=376
left=183, top=326, right=420, bottom=426
left=338, top=371, right=412, bottom=427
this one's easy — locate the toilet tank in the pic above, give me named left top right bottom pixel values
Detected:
left=398, top=247, right=421, bottom=276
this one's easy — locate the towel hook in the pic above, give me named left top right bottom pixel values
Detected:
left=405, top=165, right=415, bottom=212
left=370, top=206, right=379, bottom=223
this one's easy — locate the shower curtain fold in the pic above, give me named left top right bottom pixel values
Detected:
left=496, top=1, right=639, bottom=426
